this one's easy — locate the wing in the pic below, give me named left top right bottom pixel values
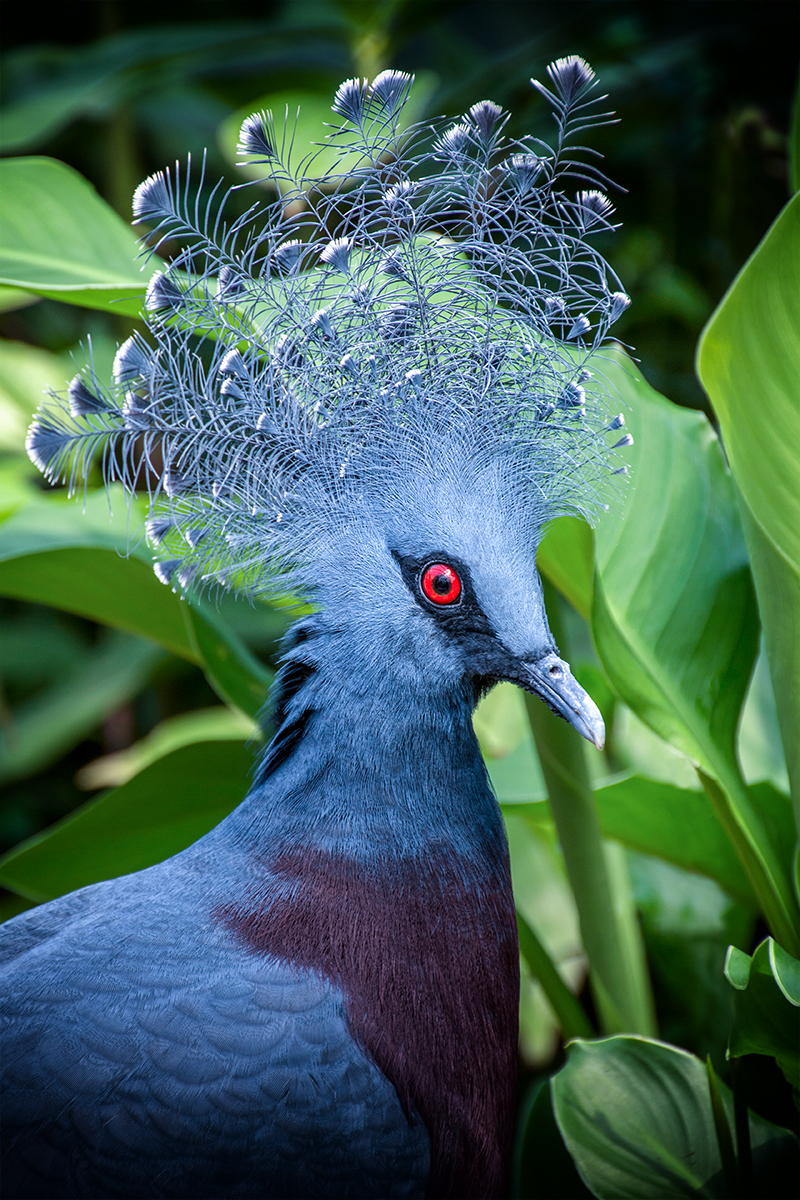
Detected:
left=0, top=861, right=429, bottom=1200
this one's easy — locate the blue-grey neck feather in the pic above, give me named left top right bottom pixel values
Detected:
left=26, top=56, right=632, bottom=608
left=219, top=608, right=501, bottom=867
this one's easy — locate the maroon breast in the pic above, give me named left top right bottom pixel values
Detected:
left=215, top=843, right=519, bottom=1200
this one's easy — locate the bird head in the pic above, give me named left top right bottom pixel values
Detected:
left=27, top=59, right=630, bottom=751
left=303, top=433, right=605, bottom=748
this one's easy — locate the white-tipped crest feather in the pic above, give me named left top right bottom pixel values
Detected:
left=26, top=62, right=632, bottom=601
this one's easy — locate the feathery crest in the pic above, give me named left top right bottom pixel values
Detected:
left=28, top=61, right=632, bottom=603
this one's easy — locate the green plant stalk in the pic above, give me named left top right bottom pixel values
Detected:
left=699, top=768, right=800, bottom=957
left=525, top=584, right=657, bottom=1037
left=516, top=912, right=595, bottom=1042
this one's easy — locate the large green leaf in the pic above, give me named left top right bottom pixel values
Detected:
left=725, top=937, right=800, bottom=1091
left=0, top=339, right=69, bottom=452
left=594, top=776, right=759, bottom=910
left=76, top=706, right=258, bottom=789
left=0, top=158, right=145, bottom=315
left=697, top=193, right=800, bottom=828
left=593, top=351, right=799, bottom=954
left=0, top=630, right=163, bottom=786
left=552, top=1035, right=799, bottom=1199
left=0, top=494, right=196, bottom=658
left=0, top=740, right=252, bottom=903
left=183, top=603, right=272, bottom=721
left=0, top=493, right=272, bottom=717
left=537, top=515, right=594, bottom=622
left=506, top=776, right=790, bottom=912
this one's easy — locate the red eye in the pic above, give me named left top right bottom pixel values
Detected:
left=421, top=563, right=462, bottom=605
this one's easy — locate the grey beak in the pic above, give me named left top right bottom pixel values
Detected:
left=519, top=651, right=606, bottom=749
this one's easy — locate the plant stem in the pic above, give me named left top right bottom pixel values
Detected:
left=524, top=581, right=657, bottom=1037
left=516, top=912, right=595, bottom=1041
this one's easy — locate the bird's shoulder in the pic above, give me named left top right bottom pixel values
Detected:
left=1, top=858, right=428, bottom=1198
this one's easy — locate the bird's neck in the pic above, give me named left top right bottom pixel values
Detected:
left=212, top=617, right=519, bottom=1199
left=235, top=616, right=504, bottom=863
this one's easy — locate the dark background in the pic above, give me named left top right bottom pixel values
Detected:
left=2, top=0, right=798, bottom=410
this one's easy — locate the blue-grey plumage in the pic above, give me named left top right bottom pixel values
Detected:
left=5, top=57, right=628, bottom=1199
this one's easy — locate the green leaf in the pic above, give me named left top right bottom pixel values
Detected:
left=594, top=776, right=757, bottom=909
left=76, top=706, right=258, bottom=790
left=0, top=288, right=38, bottom=313
left=0, top=338, right=69, bottom=453
left=697, top=193, right=800, bottom=827
left=739, top=647, right=791, bottom=794
left=552, top=1035, right=799, bottom=1199
left=183, top=603, right=272, bottom=721
left=725, top=945, right=753, bottom=990
left=537, top=515, right=594, bottom=621
left=0, top=740, right=252, bottom=903
left=0, top=630, right=163, bottom=786
left=0, top=492, right=272, bottom=716
left=504, top=773, right=792, bottom=912
left=593, top=350, right=799, bottom=954
left=0, top=158, right=145, bottom=315
left=0, top=505, right=196, bottom=660
left=516, top=912, right=594, bottom=1041
left=725, top=937, right=800, bottom=1091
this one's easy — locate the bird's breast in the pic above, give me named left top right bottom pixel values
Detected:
left=214, top=842, right=519, bottom=1200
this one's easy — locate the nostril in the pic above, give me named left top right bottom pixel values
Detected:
left=548, top=663, right=561, bottom=677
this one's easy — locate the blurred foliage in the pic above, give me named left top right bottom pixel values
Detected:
left=1, top=0, right=795, bottom=403
left=0, top=2, right=798, bottom=1195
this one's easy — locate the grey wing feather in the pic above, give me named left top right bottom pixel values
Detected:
left=0, top=862, right=428, bottom=1200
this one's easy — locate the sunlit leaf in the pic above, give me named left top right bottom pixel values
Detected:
left=76, top=706, right=258, bottom=790
left=725, top=937, right=800, bottom=1091
left=0, top=338, right=69, bottom=453
left=697, top=193, right=800, bottom=821
left=0, top=288, right=38, bottom=313
left=552, top=1035, right=799, bottom=1199
left=537, top=515, right=594, bottom=621
left=0, top=741, right=252, bottom=903
left=0, top=493, right=272, bottom=716
left=0, top=631, right=163, bottom=786
left=183, top=603, right=272, bottom=720
left=218, top=76, right=439, bottom=191
left=0, top=158, right=145, bottom=315
left=594, top=776, right=757, bottom=908
left=593, top=350, right=799, bottom=954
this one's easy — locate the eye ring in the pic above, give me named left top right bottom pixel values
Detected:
left=420, top=562, right=462, bottom=606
